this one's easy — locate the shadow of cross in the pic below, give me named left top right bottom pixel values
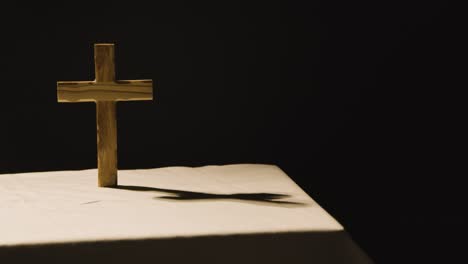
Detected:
left=57, top=44, right=153, bottom=187
left=111, top=185, right=305, bottom=206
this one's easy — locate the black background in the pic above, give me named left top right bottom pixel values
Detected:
left=0, top=1, right=465, bottom=263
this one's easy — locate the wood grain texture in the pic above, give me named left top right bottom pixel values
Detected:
left=56, top=43, right=153, bottom=187
left=95, top=44, right=118, bottom=187
left=96, top=101, right=117, bottom=187
left=57, top=80, right=153, bottom=102
left=94, top=43, right=115, bottom=82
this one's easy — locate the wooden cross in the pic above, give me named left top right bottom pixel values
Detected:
left=57, top=43, right=153, bottom=187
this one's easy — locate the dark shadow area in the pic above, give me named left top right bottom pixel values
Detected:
left=112, top=185, right=305, bottom=206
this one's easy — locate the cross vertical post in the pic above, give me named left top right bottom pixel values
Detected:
left=95, top=44, right=118, bottom=187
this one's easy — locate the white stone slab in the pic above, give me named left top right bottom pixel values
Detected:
left=0, top=164, right=372, bottom=263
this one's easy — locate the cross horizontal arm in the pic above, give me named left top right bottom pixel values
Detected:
left=57, top=79, right=153, bottom=102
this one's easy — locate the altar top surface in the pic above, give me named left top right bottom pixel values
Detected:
left=0, top=164, right=342, bottom=246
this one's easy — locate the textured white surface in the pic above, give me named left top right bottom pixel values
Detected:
left=0, top=164, right=342, bottom=246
